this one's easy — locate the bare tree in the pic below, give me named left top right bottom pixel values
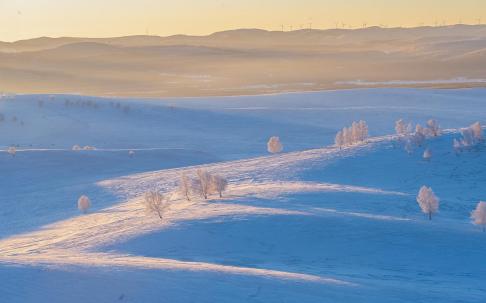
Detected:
left=416, top=186, right=439, bottom=220
left=144, top=191, right=170, bottom=220
left=471, top=201, right=486, bottom=232
left=179, top=172, right=192, bottom=201
left=78, top=195, right=91, bottom=214
left=211, top=175, right=228, bottom=198
left=196, top=169, right=212, bottom=199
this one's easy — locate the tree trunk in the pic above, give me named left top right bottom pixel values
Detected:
left=219, top=192, right=222, bottom=198
left=428, top=212, right=432, bottom=220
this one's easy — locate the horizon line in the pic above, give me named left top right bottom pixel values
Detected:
left=3, top=23, right=485, bottom=44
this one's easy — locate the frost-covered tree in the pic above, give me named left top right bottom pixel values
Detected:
left=128, top=150, right=135, bottom=158
left=410, top=124, right=426, bottom=147
left=423, top=148, right=432, bottom=161
left=335, top=120, right=369, bottom=146
left=78, top=195, right=91, bottom=214
left=83, top=145, right=96, bottom=150
left=357, top=120, right=369, bottom=141
left=457, top=122, right=484, bottom=149
left=406, top=122, right=413, bottom=134
left=395, top=119, right=409, bottom=135
left=267, top=136, right=283, bottom=154
left=460, top=127, right=475, bottom=147
left=179, top=172, right=192, bottom=201
left=72, top=145, right=82, bottom=151
left=342, top=127, right=351, bottom=145
left=453, top=138, right=462, bottom=154
left=416, top=186, right=439, bottom=220
left=471, top=201, right=486, bottom=232
left=144, top=191, right=170, bottom=220
left=401, top=122, right=428, bottom=153
left=471, top=122, right=484, bottom=141
left=7, top=146, right=16, bottom=157
left=395, top=119, right=405, bottom=135
left=404, top=139, right=414, bottom=155
left=196, top=169, right=212, bottom=199
left=351, top=121, right=360, bottom=141
left=210, top=175, right=228, bottom=198
left=334, top=130, right=344, bottom=148
left=426, top=119, right=440, bottom=137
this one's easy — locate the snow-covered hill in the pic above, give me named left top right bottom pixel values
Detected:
left=0, top=88, right=485, bottom=302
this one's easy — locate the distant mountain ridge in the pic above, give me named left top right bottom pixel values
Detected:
left=2, top=25, right=486, bottom=52
left=1, top=25, right=485, bottom=97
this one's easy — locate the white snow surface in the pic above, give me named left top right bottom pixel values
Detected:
left=1, top=88, right=486, bottom=302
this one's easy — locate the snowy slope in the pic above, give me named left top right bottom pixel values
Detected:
left=1, top=88, right=485, bottom=302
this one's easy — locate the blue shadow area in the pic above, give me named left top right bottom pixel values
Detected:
left=0, top=149, right=218, bottom=237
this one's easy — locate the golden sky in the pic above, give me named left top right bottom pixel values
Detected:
left=1, top=0, right=485, bottom=41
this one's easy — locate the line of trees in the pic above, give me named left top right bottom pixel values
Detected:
left=405, top=119, right=485, bottom=230
left=395, top=118, right=486, bottom=230
left=397, top=119, right=484, bottom=158
left=0, top=112, right=25, bottom=126
left=396, top=119, right=440, bottom=138
left=396, top=119, right=442, bottom=155
left=190, top=169, right=228, bottom=199
left=72, top=118, right=485, bottom=232
left=453, top=122, right=484, bottom=153
left=335, top=120, right=369, bottom=147
left=143, top=169, right=229, bottom=220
